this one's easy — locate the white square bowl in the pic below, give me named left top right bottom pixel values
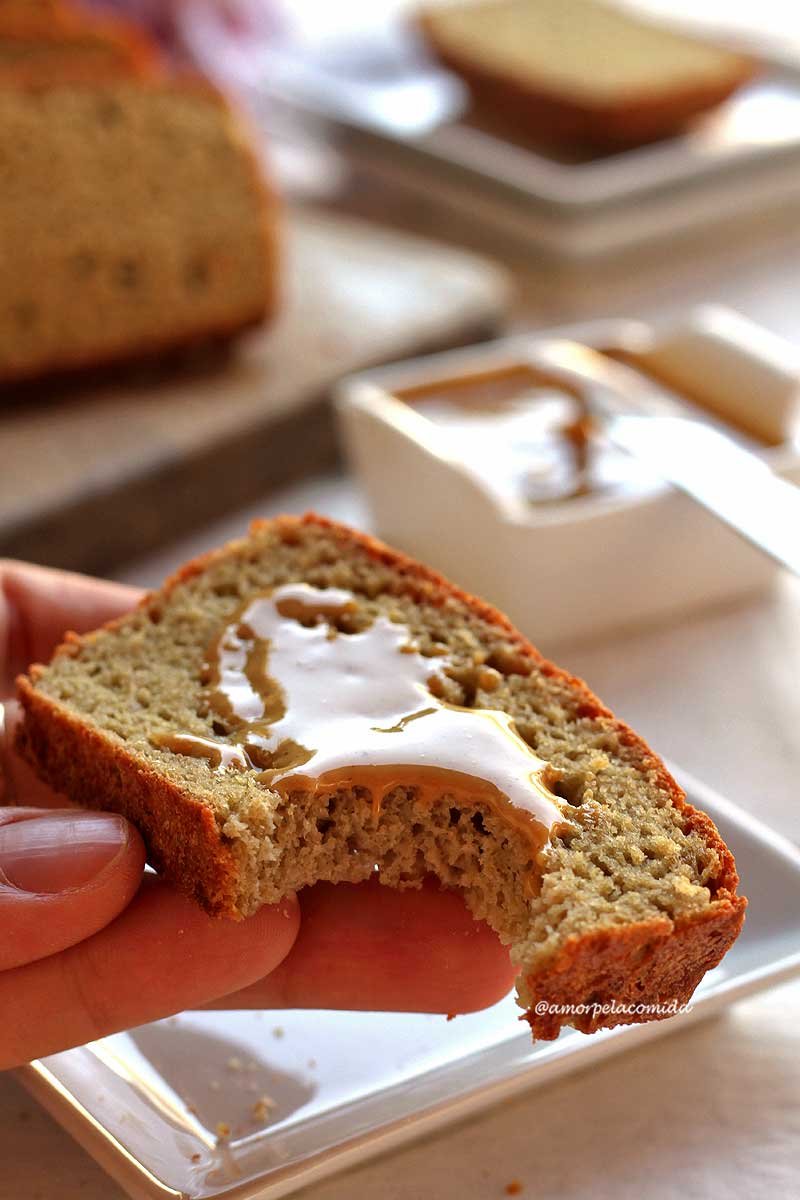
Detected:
left=336, top=307, right=800, bottom=646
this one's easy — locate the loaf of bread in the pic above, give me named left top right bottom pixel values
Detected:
left=0, top=5, right=277, bottom=382
left=419, top=0, right=755, bottom=147
left=17, top=514, right=745, bottom=1038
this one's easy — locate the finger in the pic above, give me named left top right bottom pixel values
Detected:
left=207, top=877, right=516, bottom=1015
left=0, top=808, right=145, bottom=968
left=0, top=560, right=142, bottom=696
left=0, top=701, right=69, bottom=807
left=0, top=877, right=300, bottom=1069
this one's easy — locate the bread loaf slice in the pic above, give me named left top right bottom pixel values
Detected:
left=419, top=0, right=755, bottom=147
left=0, top=1, right=277, bottom=383
left=17, top=514, right=746, bottom=1038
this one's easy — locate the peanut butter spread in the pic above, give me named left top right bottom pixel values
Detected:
left=152, top=584, right=566, bottom=853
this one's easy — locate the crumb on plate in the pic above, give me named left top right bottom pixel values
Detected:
left=252, top=1095, right=277, bottom=1122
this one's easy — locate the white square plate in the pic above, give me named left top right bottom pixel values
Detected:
left=17, top=767, right=800, bottom=1200
left=194, top=15, right=800, bottom=258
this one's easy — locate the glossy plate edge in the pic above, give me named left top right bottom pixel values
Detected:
left=15, top=765, right=800, bottom=1200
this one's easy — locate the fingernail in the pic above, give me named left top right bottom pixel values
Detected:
left=0, top=812, right=129, bottom=894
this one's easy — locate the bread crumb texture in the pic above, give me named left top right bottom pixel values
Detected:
left=17, top=514, right=745, bottom=1037
left=0, top=76, right=277, bottom=378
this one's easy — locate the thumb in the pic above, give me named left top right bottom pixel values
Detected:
left=0, top=808, right=145, bottom=969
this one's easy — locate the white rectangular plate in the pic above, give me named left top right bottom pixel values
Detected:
left=17, top=768, right=800, bottom=1200
left=180, top=5, right=800, bottom=257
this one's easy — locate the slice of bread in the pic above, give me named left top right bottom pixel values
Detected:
left=16, top=514, right=746, bottom=1038
left=419, top=0, right=756, bottom=147
left=0, top=8, right=277, bottom=382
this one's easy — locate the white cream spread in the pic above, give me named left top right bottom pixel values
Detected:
left=153, top=584, right=565, bottom=848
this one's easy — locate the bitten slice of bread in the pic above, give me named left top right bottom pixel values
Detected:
left=17, top=514, right=745, bottom=1038
left=419, top=0, right=755, bottom=146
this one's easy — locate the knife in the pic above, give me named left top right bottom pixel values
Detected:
left=530, top=339, right=800, bottom=579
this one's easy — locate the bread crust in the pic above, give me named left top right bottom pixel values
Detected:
left=0, top=7, right=161, bottom=80
left=418, top=12, right=755, bottom=147
left=17, top=677, right=243, bottom=915
left=0, top=303, right=275, bottom=388
left=15, top=513, right=746, bottom=1036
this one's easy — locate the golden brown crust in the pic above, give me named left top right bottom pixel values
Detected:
left=0, top=287, right=276, bottom=387
left=524, top=897, right=745, bottom=1037
left=15, top=513, right=746, bottom=1035
left=17, top=670, right=244, bottom=916
left=418, top=11, right=756, bottom=147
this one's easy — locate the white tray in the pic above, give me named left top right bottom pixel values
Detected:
left=336, top=307, right=800, bottom=647
left=16, top=768, right=800, bottom=1200
left=216, top=20, right=800, bottom=259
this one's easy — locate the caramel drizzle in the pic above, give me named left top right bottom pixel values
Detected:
left=150, top=732, right=249, bottom=772
left=151, top=584, right=566, bottom=857
left=397, top=362, right=595, bottom=502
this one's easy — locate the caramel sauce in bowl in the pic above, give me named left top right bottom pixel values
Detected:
left=152, top=584, right=568, bottom=868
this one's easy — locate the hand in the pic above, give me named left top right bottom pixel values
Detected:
left=0, top=561, right=514, bottom=1069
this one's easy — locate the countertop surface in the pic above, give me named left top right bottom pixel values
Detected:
left=3, top=172, right=800, bottom=1197
left=0, top=209, right=506, bottom=574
